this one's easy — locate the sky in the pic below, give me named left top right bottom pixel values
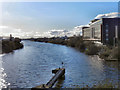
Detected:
left=0, top=0, right=119, bottom=2
left=0, top=2, right=118, bottom=38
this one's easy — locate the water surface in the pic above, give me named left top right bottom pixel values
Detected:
left=0, top=41, right=120, bottom=88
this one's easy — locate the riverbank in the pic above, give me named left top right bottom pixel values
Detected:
left=0, top=38, right=23, bottom=54
left=30, top=36, right=120, bottom=61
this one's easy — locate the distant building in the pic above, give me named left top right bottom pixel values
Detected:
left=82, top=18, right=120, bottom=45
left=82, top=26, right=90, bottom=39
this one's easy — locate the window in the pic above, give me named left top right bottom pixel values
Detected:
left=106, top=33, right=108, bottom=37
left=106, top=24, right=108, bottom=28
left=106, top=29, right=108, bottom=33
left=106, top=38, right=108, bottom=41
left=105, top=24, right=109, bottom=33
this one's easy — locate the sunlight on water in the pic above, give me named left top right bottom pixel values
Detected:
left=0, top=55, right=10, bottom=89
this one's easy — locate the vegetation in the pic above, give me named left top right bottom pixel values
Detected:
left=31, top=36, right=100, bottom=55
left=1, top=38, right=23, bottom=54
left=99, top=41, right=120, bottom=60
left=31, top=36, right=119, bottom=60
left=66, top=36, right=100, bottom=55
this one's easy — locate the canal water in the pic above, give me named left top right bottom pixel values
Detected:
left=0, top=40, right=120, bottom=88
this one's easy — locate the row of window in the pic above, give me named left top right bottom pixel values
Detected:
left=105, top=24, right=109, bottom=41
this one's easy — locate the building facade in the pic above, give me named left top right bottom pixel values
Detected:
left=102, top=18, right=120, bottom=45
left=82, top=18, right=120, bottom=45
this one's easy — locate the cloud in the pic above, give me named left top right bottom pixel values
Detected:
left=41, top=29, right=68, bottom=37
left=0, top=25, right=35, bottom=38
left=0, top=24, right=89, bottom=38
left=0, top=26, right=8, bottom=29
left=41, top=25, right=89, bottom=37
left=1, top=12, right=119, bottom=38
left=0, top=26, right=20, bottom=33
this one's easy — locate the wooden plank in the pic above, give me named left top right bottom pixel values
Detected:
left=33, top=68, right=65, bottom=88
left=46, top=68, right=65, bottom=88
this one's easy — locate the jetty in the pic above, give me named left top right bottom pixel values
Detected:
left=33, top=68, right=65, bottom=88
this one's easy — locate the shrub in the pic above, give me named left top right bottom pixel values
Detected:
left=85, top=42, right=99, bottom=55
left=99, top=46, right=111, bottom=60
left=14, top=38, right=21, bottom=43
left=109, top=47, right=118, bottom=59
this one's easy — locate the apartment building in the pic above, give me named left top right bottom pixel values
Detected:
left=82, top=18, right=120, bottom=45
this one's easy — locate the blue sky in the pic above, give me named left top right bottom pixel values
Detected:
left=2, top=2, right=118, bottom=33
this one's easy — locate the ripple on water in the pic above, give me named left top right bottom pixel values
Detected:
left=1, top=41, right=120, bottom=88
left=0, top=68, right=10, bottom=89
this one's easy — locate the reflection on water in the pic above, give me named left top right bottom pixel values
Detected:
left=0, top=56, right=10, bottom=89
left=0, top=41, right=120, bottom=88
